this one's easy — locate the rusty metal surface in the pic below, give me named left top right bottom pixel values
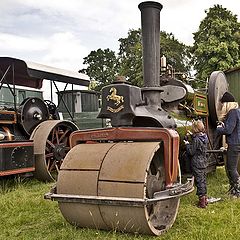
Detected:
left=99, top=142, right=160, bottom=182
left=70, top=127, right=179, bottom=147
left=61, top=143, right=115, bottom=170
left=70, top=127, right=180, bottom=186
left=57, top=143, right=115, bottom=230
left=30, top=120, right=78, bottom=181
left=56, top=142, right=180, bottom=235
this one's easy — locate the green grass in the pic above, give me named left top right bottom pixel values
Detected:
left=0, top=167, right=240, bottom=240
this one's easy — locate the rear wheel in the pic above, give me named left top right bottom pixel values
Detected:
left=30, top=120, right=78, bottom=181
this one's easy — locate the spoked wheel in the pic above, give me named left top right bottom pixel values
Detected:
left=57, top=141, right=180, bottom=235
left=30, top=120, right=78, bottom=181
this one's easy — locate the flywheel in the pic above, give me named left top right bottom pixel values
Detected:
left=18, top=97, right=50, bottom=135
left=30, top=120, right=78, bottom=181
left=57, top=142, right=180, bottom=235
left=208, top=71, right=228, bottom=126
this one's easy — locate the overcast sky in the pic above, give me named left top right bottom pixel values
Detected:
left=0, top=0, right=240, bottom=101
left=1, top=0, right=240, bottom=71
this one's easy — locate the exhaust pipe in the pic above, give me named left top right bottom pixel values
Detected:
left=99, top=1, right=176, bottom=128
left=138, top=1, right=163, bottom=88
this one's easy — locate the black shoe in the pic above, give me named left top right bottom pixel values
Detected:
left=229, top=189, right=240, bottom=198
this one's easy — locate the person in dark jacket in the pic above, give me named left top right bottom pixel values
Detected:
left=216, top=91, right=240, bottom=197
left=184, top=120, right=208, bottom=208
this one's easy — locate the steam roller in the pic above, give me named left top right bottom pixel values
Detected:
left=19, top=97, right=78, bottom=181
left=45, top=1, right=198, bottom=236
left=0, top=92, right=78, bottom=180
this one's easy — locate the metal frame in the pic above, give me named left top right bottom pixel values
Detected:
left=45, top=177, right=194, bottom=206
left=70, top=127, right=180, bottom=186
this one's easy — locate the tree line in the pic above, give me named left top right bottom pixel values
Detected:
left=79, top=5, right=240, bottom=91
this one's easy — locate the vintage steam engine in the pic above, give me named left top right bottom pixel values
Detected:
left=0, top=57, right=89, bottom=181
left=45, top=1, right=230, bottom=236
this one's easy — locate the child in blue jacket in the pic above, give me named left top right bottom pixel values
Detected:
left=184, top=120, right=208, bottom=208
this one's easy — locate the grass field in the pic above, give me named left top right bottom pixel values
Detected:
left=0, top=167, right=240, bottom=240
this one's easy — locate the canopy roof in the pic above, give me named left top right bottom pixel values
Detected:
left=0, top=57, right=90, bottom=89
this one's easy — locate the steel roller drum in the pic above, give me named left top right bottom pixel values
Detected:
left=208, top=71, right=228, bottom=126
left=57, top=142, right=180, bottom=235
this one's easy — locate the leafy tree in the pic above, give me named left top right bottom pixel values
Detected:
left=160, top=31, right=191, bottom=73
left=118, top=29, right=191, bottom=86
left=79, top=48, right=119, bottom=91
left=192, top=4, right=240, bottom=86
left=118, top=29, right=143, bottom=86
left=80, top=29, right=191, bottom=90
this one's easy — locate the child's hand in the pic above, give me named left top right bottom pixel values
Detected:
left=187, top=130, right=192, bottom=135
left=217, top=121, right=224, bottom=128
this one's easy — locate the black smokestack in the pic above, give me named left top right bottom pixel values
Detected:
left=138, top=1, right=162, bottom=88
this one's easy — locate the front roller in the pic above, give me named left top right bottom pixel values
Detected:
left=48, top=141, right=192, bottom=236
left=30, top=120, right=78, bottom=181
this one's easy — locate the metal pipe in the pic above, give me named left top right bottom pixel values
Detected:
left=138, top=1, right=163, bottom=87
